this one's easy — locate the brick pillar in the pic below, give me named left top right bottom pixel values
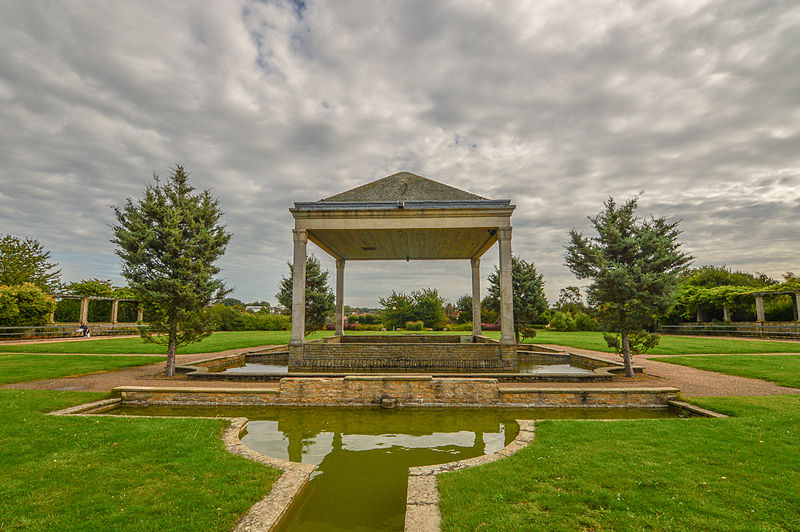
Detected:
left=471, top=257, right=481, bottom=337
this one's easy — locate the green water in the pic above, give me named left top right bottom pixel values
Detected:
left=112, top=406, right=680, bottom=531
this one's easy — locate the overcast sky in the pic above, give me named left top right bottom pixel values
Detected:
left=1, top=1, right=798, bottom=307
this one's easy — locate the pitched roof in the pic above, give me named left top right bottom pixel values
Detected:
left=321, top=172, right=485, bottom=202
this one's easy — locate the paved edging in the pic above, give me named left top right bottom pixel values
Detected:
left=404, top=419, right=536, bottom=532
left=224, top=418, right=315, bottom=532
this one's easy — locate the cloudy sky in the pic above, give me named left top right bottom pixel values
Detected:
left=1, top=0, right=798, bottom=307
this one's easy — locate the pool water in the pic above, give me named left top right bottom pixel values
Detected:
left=111, top=405, right=679, bottom=531
left=220, top=361, right=595, bottom=375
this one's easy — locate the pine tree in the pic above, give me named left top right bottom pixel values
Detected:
left=485, top=256, right=548, bottom=342
left=564, top=195, right=692, bottom=377
left=276, top=255, right=335, bottom=334
left=0, top=235, right=61, bottom=291
left=111, top=166, right=231, bottom=376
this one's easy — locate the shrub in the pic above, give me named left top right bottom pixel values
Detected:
left=548, top=311, right=576, bottom=331
left=405, top=320, right=424, bottom=331
left=481, top=322, right=501, bottom=331
left=355, top=323, right=383, bottom=331
left=0, top=283, right=55, bottom=327
left=446, top=322, right=473, bottom=331
left=574, top=311, right=601, bottom=331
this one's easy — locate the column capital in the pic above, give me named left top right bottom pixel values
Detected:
left=336, top=258, right=345, bottom=269
left=471, top=257, right=480, bottom=268
left=292, top=229, right=308, bottom=243
left=497, top=227, right=512, bottom=240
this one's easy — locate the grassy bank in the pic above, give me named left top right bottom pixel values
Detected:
left=438, top=395, right=800, bottom=531
left=2, top=329, right=799, bottom=355
left=655, top=354, right=800, bottom=388
left=0, top=390, right=280, bottom=531
left=0, top=354, right=165, bottom=384
left=522, top=330, right=800, bottom=355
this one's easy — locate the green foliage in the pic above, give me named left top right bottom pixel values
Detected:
left=347, top=313, right=381, bottom=325
left=455, top=295, right=473, bottom=324
left=555, top=286, right=584, bottom=313
left=681, top=265, right=775, bottom=288
left=574, top=311, right=601, bottom=331
left=485, top=256, right=548, bottom=342
left=221, top=297, right=243, bottom=307
left=603, top=330, right=659, bottom=356
left=405, top=320, right=424, bottom=331
left=519, top=325, right=537, bottom=341
left=446, top=322, right=473, bottom=331
left=276, top=254, right=335, bottom=334
left=111, top=165, right=231, bottom=376
left=206, top=304, right=290, bottom=331
left=0, top=235, right=61, bottom=291
left=564, top=195, right=692, bottom=376
left=0, top=283, right=55, bottom=326
left=548, top=311, right=576, bottom=331
left=379, top=288, right=447, bottom=329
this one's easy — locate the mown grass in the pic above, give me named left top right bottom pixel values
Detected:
left=521, top=330, right=800, bottom=355
left=0, top=354, right=165, bottom=384
left=0, top=390, right=281, bottom=531
left=438, top=395, right=800, bottom=531
left=3, top=329, right=799, bottom=355
left=656, top=354, right=800, bottom=388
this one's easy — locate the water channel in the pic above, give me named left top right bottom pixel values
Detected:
left=113, top=405, right=679, bottom=531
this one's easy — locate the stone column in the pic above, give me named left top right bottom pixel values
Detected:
left=110, top=299, right=119, bottom=325
left=497, top=228, right=515, bottom=345
left=696, top=307, right=703, bottom=323
left=471, top=258, right=481, bottom=337
left=755, top=295, right=765, bottom=322
left=722, top=303, right=730, bottom=322
left=137, top=305, right=143, bottom=323
left=793, top=293, right=800, bottom=322
left=79, top=297, right=89, bottom=324
left=335, top=259, right=345, bottom=336
left=290, top=229, right=308, bottom=346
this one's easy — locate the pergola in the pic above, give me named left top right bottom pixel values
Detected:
left=287, top=172, right=516, bottom=358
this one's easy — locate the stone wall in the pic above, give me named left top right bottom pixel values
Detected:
left=341, top=335, right=466, bottom=344
left=115, top=380, right=679, bottom=408
left=293, top=343, right=505, bottom=371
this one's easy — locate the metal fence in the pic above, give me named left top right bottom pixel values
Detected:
left=0, top=324, right=149, bottom=342
left=658, top=323, right=800, bottom=340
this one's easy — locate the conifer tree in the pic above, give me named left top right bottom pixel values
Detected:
left=277, top=255, right=335, bottom=334
left=111, top=166, right=231, bottom=376
left=565, top=195, right=692, bottom=376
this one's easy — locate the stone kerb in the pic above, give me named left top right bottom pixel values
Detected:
left=404, top=419, right=536, bottom=532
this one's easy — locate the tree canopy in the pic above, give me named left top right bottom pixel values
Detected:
left=0, top=283, right=55, bottom=327
left=276, top=255, right=335, bottom=334
left=379, top=288, right=447, bottom=330
left=111, top=165, right=231, bottom=376
left=485, top=255, right=548, bottom=342
left=0, top=234, right=61, bottom=291
left=564, top=195, right=692, bottom=376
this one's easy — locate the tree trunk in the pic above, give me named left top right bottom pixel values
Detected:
left=165, top=318, right=177, bottom=377
left=621, top=331, right=634, bottom=378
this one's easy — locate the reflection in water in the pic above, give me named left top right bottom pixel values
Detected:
left=111, top=406, right=679, bottom=532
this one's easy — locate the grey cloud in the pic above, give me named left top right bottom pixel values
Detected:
left=0, top=0, right=798, bottom=305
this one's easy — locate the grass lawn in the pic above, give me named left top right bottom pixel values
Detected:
left=655, top=354, right=800, bottom=388
left=0, top=389, right=280, bottom=531
left=438, top=395, right=800, bottom=531
left=518, top=330, right=800, bottom=355
left=0, top=354, right=165, bottom=384
left=3, top=329, right=799, bottom=356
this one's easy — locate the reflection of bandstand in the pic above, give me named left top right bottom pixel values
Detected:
left=287, top=172, right=518, bottom=372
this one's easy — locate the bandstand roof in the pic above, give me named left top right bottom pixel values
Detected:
left=290, top=172, right=514, bottom=261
